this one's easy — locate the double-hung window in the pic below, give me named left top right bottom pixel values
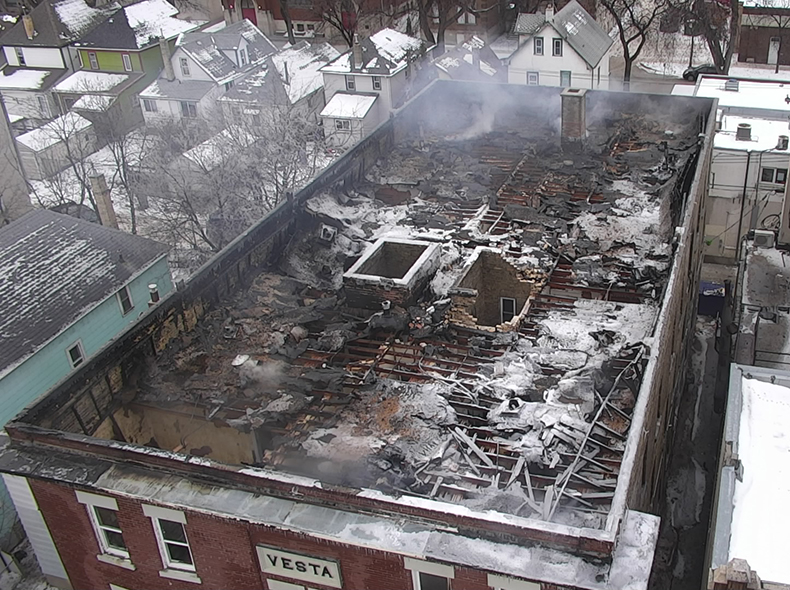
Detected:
left=404, top=557, right=454, bottom=590
left=181, top=101, right=197, bottom=118
left=122, top=53, right=132, bottom=71
left=15, top=47, right=25, bottom=66
left=143, top=504, right=200, bottom=583
left=533, top=37, right=543, bottom=55
left=117, top=285, right=133, bottom=315
left=76, top=491, right=134, bottom=570
left=335, top=119, right=351, bottom=131
left=88, top=51, right=99, bottom=69
left=345, top=75, right=356, bottom=91
left=143, top=99, right=157, bottom=112
left=180, top=57, right=190, bottom=76
left=372, top=76, right=382, bottom=91
left=501, top=297, right=517, bottom=323
left=552, top=38, right=563, bottom=56
left=762, top=167, right=788, bottom=184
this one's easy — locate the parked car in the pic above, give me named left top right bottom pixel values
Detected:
left=683, top=64, right=719, bottom=81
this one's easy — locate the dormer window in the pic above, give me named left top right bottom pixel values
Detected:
left=239, top=48, right=248, bottom=66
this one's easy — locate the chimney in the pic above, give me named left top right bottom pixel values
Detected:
left=160, top=36, right=175, bottom=81
left=736, top=123, right=752, bottom=141
left=560, top=88, right=587, bottom=152
left=148, top=283, right=161, bottom=307
left=22, top=14, right=35, bottom=40
left=778, top=135, right=789, bottom=150
left=545, top=2, right=554, bottom=20
left=89, top=174, right=119, bottom=229
left=352, top=34, right=363, bottom=72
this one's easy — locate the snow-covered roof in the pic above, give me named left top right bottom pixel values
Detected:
left=321, top=28, right=424, bottom=75
left=180, top=126, right=256, bottom=170
left=714, top=115, right=790, bottom=151
left=695, top=76, right=790, bottom=114
left=53, top=70, right=128, bottom=93
left=139, top=77, right=215, bottom=100
left=727, top=374, right=790, bottom=584
left=742, top=0, right=790, bottom=7
left=16, top=112, right=92, bottom=152
left=1, top=0, right=118, bottom=47
left=176, top=19, right=277, bottom=84
left=71, top=94, right=114, bottom=111
left=320, top=92, right=377, bottom=119
left=0, top=68, right=61, bottom=90
left=434, top=37, right=503, bottom=81
left=0, top=209, right=168, bottom=377
left=272, top=42, right=340, bottom=104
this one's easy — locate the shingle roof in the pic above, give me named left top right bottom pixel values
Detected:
left=139, top=77, right=215, bottom=100
left=513, top=1, right=613, bottom=68
left=0, top=209, right=169, bottom=376
left=321, top=28, right=424, bottom=75
left=0, top=0, right=118, bottom=47
left=177, top=20, right=277, bottom=84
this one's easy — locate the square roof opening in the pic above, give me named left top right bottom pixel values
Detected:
left=354, top=240, right=429, bottom=280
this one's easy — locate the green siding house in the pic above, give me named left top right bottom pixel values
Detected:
left=0, top=210, right=173, bottom=548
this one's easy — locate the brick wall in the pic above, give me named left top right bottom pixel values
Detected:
left=28, top=478, right=571, bottom=590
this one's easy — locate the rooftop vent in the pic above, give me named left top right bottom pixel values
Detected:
left=779, top=135, right=789, bottom=150
left=724, top=78, right=740, bottom=92
left=736, top=123, right=752, bottom=142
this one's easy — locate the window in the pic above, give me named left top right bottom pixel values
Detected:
left=560, top=70, right=571, bottom=87
left=67, top=341, right=85, bottom=368
left=404, top=558, right=454, bottom=590
left=143, top=99, right=157, bottom=112
left=76, top=491, right=133, bottom=569
left=533, top=37, right=543, bottom=55
left=307, top=23, right=315, bottom=31
left=527, top=71, right=539, bottom=85
left=552, top=38, right=563, bottom=56
left=225, top=81, right=234, bottom=91
left=37, top=95, right=48, bottom=117
left=372, top=76, right=382, bottom=91
left=345, top=75, right=355, bottom=91
left=122, top=53, right=132, bottom=71
left=761, top=167, right=788, bottom=184
left=77, top=51, right=84, bottom=69
left=239, top=48, right=247, bottom=66
left=180, top=101, right=197, bottom=118
left=296, top=23, right=305, bottom=31
left=15, top=47, right=25, bottom=66
left=180, top=57, right=190, bottom=76
left=117, top=285, right=133, bottom=315
left=501, top=297, right=517, bottom=323
left=335, top=119, right=351, bottom=131
left=142, top=505, right=200, bottom=583
left=88, top=51, right=99, bottom=69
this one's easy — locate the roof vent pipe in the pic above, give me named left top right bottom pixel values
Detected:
left=736, top=123, right=752, bottom=141
left=779, top=135, right=789, bottom=150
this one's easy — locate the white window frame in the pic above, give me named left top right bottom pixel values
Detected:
left=487, top=573, right=540, bottom=590
left=180, top=57, right=190, bottom=76
left=88, top=51, right=99, bottom=70
left=500, top=297, right=517, bottom=323
left=67, top=340, right=85, bottom=368
left=180, top=101, right=197, bottom=118
left=142, top=504, right=201, bottom=583
left=533, top=37, right=543, bottom=55
left=404, top=557, right=454, bottom=590
left=15, top=47, right=25, bottom=66
left=372, top=76, right=382, bottom=91
left=334, top=119, right=351, bottom=131
left=552, top=37, right=563, bottom=56
left=76, top=491, right=135, bottom=570
left=117, top=285, right=134, bottom=315
left=560, top=70, right=571, bottom=87
left=345, top=75, right=356, bottom=91
left=527, top=71, right=539, bottom=85
left=143, top=98, right=157, bottom=113
left=77, top=51, right=84, bottom=69
left=122, top=53, right=132, bottom=72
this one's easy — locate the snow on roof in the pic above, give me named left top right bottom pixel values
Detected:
left=139, top=77, right=215, bottom=100
left=72, top=94, right=114, bottom=111
left=695, top=76, right=790, bottom=113
left=271, top=42, right=339, bottom=104
left=53, top=0, right=113, bottom=39
left=321, top=28, right=423, bottom=75
left=729, top=376, right=790, bottom=584
left=320, top=92, right=377, bottom=119
left=181, top=127, right=256, bottom=170
left=370, top=28, right=422, bottom=65
left=16, top=112, right=92, bottom=152
left=54, top=71, right=128, bottom=93
left=670, top=84, right=696, bottom=96
left=742, top=0, right=790, bottom=6
left=0, top=69, right=54, bottom=90
left=489, top=33, right=519, bottom=60
left=124, top=0, right=199, bottom=48
left=714, top=115, right=790, bottom=151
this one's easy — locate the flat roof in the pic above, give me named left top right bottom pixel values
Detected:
left=320, top=92, right=377, bottom=118
left=696, top=76, right=790, bottom=113
left=714, top=115, right=790, bottom=151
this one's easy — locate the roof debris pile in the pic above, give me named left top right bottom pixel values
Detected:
left=135, top=87, right=706, bottom=528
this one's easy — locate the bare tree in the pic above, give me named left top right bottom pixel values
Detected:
left=671, top=0, right=741, bottom=74
left=280, top=0, right=297, bottom=44
left=742, top=0, right=790, bottom=72
left=313, top=0, right=362, bottom=46
left=601, top=0, right=668, bottom=90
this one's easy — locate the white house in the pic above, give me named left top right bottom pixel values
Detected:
left=505, top=0, right=613, bottom=89
left=319, top=28, right=428, bottom=148
left=139, top=20, right=277, bottom=123
left=683, top=76, right=790, bottom=260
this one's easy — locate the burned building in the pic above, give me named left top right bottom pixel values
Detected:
left=0, top=82, right=714, bottom=590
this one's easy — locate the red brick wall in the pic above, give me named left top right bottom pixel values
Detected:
left=27, top=478, right=558, bottom=590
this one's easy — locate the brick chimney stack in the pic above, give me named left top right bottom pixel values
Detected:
left=160, top=36, right=175, bottom=81
left=351, top=34, right=363, bottom=72
left=560, top=88, right=587, bottom=152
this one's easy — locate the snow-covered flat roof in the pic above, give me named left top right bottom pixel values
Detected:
left=54, top=71, right=129, bottom=93
left=72, top=94, right=114, bottom=111
left=320, top=92, right=377, bottom=119
left=714, top=115, right=790, bottom=151
left=728, top=374, right=790, bottom=584
left=0, top=68, right=58, bottom=90
left=696, top=76, right=790, bottom=113
left=16, top=112, right=92, bottom=152
left=125, top=0, right=200, bottom=48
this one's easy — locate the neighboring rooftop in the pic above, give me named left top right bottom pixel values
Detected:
left=0, top=67, right=67, bottom=91
left=53, top=70, right=129, bottom=93
left=15, top=111, right=92, bottom=151
left=320, top=92, right=377, bottom=118
left=695, top=76, right=790, bottom=116
left=0, top=209, right=168, bottom=378
left=0, top=0, right=117, bottom=47
left=139, top=77, right=215, bottom=101
left=434, top=37, right=503, bottom=81
left=713, top=114, right=790, bottom=151
left=321, top=28, right=424, bottom=75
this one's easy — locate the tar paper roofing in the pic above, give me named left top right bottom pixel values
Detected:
left=0, top=68, right=65, bottom=90
left=321, top=28, right=423, bottom=75
left=513, top=0, right=613, bottom=68
left=714, top=115, right=790, bottom=151
left=53, top=70, right=128, bottom=93
left=15, top=111, right=92, bottom=151
left=320, top=92, right=377, bottom=119
left=0, top=0, right=118, bottom=47
left=175, top=19, right=277, bottom=84
left=0, top=209, right=169, bottom=378
left=139, top=77, right=215, bottom=100
left=75, top=0, right=201, bottom=50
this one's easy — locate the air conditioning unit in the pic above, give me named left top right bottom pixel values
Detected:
left=754, top=229, right=776, bottom=249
